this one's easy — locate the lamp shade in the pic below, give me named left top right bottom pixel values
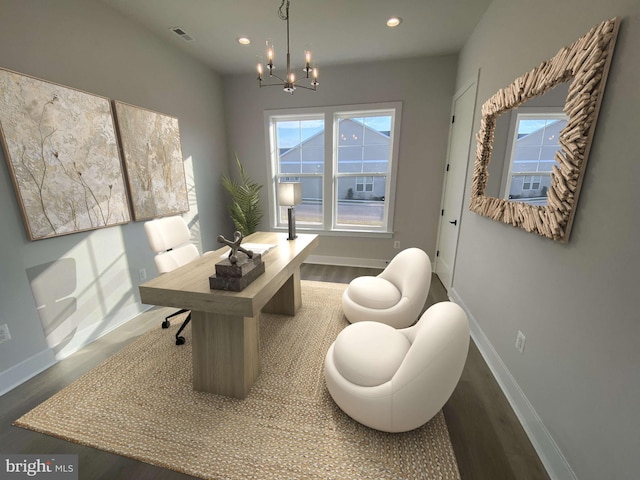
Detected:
left=278, top=182, right=302, bottom=206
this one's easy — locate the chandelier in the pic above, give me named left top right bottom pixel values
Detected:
left=256, top=0, right=319, bottom=94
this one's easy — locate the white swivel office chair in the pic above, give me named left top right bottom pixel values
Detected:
left=144, top=215, right=200, bottom=345
left=342, top=247, right=432, bottom=328
left=325, top=301, right=469, bottom=433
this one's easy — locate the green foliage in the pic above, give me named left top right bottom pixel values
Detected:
left=221, top=154, right=263, bottom=235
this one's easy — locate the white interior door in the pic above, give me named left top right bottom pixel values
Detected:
left=435, top=77, right=478, bottom=291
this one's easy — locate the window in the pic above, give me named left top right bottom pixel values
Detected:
left=355, top=176, right=374, bottom=193
left=505, top=113, right=568, bottom=206
left=270, top=116, right=324, bottom=226
left=266, top=103, right=401, bottom=234
left=522, top=175, right=541, bottom=191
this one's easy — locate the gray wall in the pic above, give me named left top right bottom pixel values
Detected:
left=222, top=55, right=457, bottom=265
left=0, top=0, right=228, bottom=391
left=2, top=1, right=636, bottom=477
left=453, top=1, right=639, bottom=478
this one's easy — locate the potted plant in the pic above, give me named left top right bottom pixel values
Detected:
left=221, top=154, right=263, bottom=235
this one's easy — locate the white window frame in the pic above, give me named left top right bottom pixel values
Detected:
left=267, top=112, right=325, bottom=229
left=264, top=102, right=401, bottom=236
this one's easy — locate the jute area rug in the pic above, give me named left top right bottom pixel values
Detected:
left=15, top=280, right=460, bottom=479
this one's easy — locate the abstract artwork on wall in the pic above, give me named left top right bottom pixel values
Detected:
left=113, top=101, right=189, bottom=221
left=0, top=68, right=131, bottom=240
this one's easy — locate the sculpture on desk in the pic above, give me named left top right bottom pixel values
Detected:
left=217, top=231, right=254, bottom=265
left=210, top=231, right=265, bottom=291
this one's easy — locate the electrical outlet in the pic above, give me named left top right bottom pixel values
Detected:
left=515, top=331, right=526, bottom=354
left=393, top=240, right=401, bottom=249
left=138, top=268, right=147, bottom=282
left=0, top=324, right=11, bottom=345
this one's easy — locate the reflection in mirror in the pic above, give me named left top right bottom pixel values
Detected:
left=487, top=83, right=569, bottom=205
left=469, top=18, right=620, bottom=242
left=506, top=114, right=567, bottom=205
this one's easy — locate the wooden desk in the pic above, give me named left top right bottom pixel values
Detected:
left=139, top=232, right=318, bottom=398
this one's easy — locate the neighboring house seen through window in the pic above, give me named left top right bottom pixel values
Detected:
left=265, top=103, right=401, bottom=234
left=505, top=113, right=568, bottom=206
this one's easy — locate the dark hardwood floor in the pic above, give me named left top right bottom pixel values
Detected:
left=302, top=264, right=549, bottom=480
left=0, top=264, right=549, bottom=479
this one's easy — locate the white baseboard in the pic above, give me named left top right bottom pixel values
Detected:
left=0, top=303, right=150, bottom=396
left=304, top=255, right=437, bottom=274
left=449, top=288, right=576, bottom=480
left=0, top=348, right=56, bottom=397
left=305, top=254, right=388, bottom=269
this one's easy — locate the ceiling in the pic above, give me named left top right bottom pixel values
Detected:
left=97, top=0, right=492, bottom=75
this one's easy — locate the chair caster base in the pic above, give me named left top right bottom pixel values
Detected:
left=162, top=319, right=170, bottom=329
left=176, top=336, right=186, bottom=345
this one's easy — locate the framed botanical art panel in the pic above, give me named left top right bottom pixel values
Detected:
left=0, top=68, right=131, bottom=240
left=113, top=101, right=189, bottom=221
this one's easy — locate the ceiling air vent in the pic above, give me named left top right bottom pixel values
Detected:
left=170, top=27, right=194, bottom=42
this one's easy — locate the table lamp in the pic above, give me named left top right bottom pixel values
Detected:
left=278, top=182, right=302, bottom=240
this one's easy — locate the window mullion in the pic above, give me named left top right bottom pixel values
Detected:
left=325, top=111, right=335, bottom=230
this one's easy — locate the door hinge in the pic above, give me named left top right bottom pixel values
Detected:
left=436, top=250, right=440, bottom=257
left=451, top=115, right=455, bottom=124
left=441, top=209, right=444, bottom=216
left=446, top=163, right=450, bottom=172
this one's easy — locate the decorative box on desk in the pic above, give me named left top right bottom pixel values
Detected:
left=209, top=253, right=265, bottom=291
left=209, top=232, right=268, bottom=291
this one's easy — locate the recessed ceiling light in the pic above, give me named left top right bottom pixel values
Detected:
left=386, top=17, right=402, bottom=27
left=237, top=36, right=251, bottom=45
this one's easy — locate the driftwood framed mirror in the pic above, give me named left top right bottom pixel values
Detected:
left=469, top=17, right=620, bottom=242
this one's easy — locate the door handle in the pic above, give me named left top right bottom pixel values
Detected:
left=449, top=219, right=458, bottom=226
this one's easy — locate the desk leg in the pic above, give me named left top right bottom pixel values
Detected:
left=262, top=266, right=301, bottom=316
left=191, top=311, right=260, bottom=399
